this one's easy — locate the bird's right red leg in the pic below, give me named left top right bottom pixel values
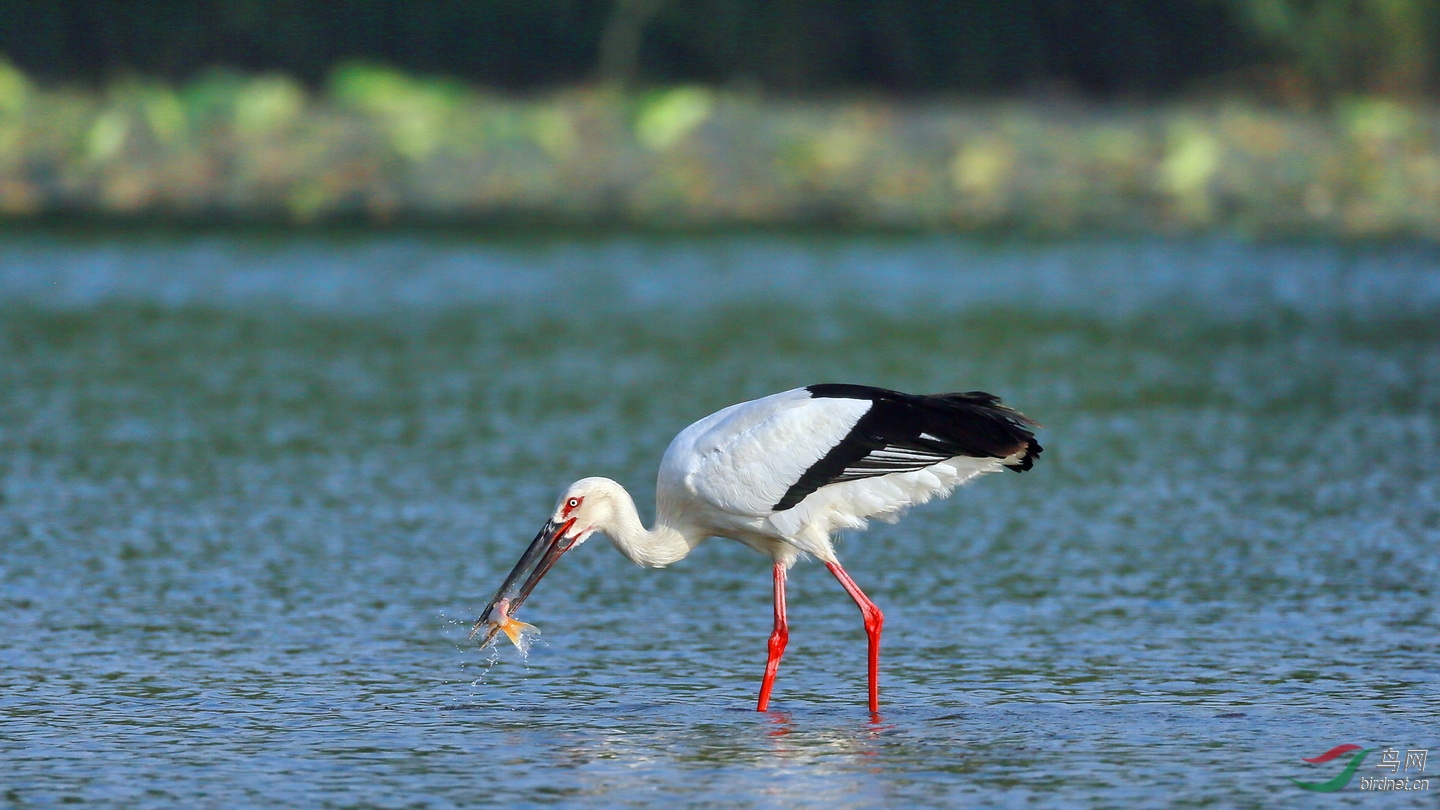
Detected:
left=756, top=562, right=789, bottom=712
left=826, top=560, right=884, bottom=713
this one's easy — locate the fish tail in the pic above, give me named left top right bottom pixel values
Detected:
left=500, top=618, right=539, bottom=649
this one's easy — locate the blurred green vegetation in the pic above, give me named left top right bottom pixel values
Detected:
left=1, top=2, right=1436, bottom=234
left=0, top=59, right=1437, bottom=236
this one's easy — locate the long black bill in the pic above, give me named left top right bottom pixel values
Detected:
left=469, top=517, right=576, bottom=646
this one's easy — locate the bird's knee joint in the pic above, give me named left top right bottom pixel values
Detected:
left=863, top=608, right=884, bottom=634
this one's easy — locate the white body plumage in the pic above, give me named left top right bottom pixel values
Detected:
left=650, top=387, right=1029, bottom=567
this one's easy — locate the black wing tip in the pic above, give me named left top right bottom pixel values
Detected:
left=1006, top=438, right=1043, bottom=472
left=794, top=384, right=1044, bottom=492
left=929, top=390, right=1043, bottom=472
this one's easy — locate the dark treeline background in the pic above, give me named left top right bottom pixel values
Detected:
left=1, top=0, right=1436, bottom=99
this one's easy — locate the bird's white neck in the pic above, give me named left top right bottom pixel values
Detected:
left=587, top=479, right=700, bottom=568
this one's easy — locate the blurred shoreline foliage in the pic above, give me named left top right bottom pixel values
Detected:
left=1, top=59, right=1438, bottom=238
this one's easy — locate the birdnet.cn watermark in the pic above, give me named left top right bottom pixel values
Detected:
left=1358, top=748, right=1430, bottom=792
left=1290, top=744, right=1430, bottom=793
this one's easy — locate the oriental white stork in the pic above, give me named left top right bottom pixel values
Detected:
left=471, top=383, right=1042, bottom=713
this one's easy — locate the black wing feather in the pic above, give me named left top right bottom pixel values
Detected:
left=773, top=384, right=1042, bottom=511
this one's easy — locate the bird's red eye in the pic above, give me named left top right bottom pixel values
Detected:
left=566, top=497, right=581, bottom=511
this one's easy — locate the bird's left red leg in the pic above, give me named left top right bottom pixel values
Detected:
left=826, top=561, right=884, bottom=713
left=756, top=562, right=789, bottom=712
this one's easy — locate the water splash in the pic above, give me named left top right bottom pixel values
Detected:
left=473, top=597, right=543, bottom=662
left=505, top=622, right=542, bottom=660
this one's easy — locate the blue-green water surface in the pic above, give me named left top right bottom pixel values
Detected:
left=1, top=234, right=1437, bottom=808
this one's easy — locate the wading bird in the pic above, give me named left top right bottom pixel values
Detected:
left=471, top=383, right=1042, bottom=712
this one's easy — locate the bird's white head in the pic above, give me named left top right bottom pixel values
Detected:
left=469, top=477, right=628, bottom=646
left=545, top=476, right=627, bottom=549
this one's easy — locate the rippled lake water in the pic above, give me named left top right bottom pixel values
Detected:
left=2, top=232, right=1437, bottom=808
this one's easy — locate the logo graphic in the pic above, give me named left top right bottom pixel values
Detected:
left=1291, top=745, right=1431, bottom=793
left=1291, top=745, right=1373, bottom=792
